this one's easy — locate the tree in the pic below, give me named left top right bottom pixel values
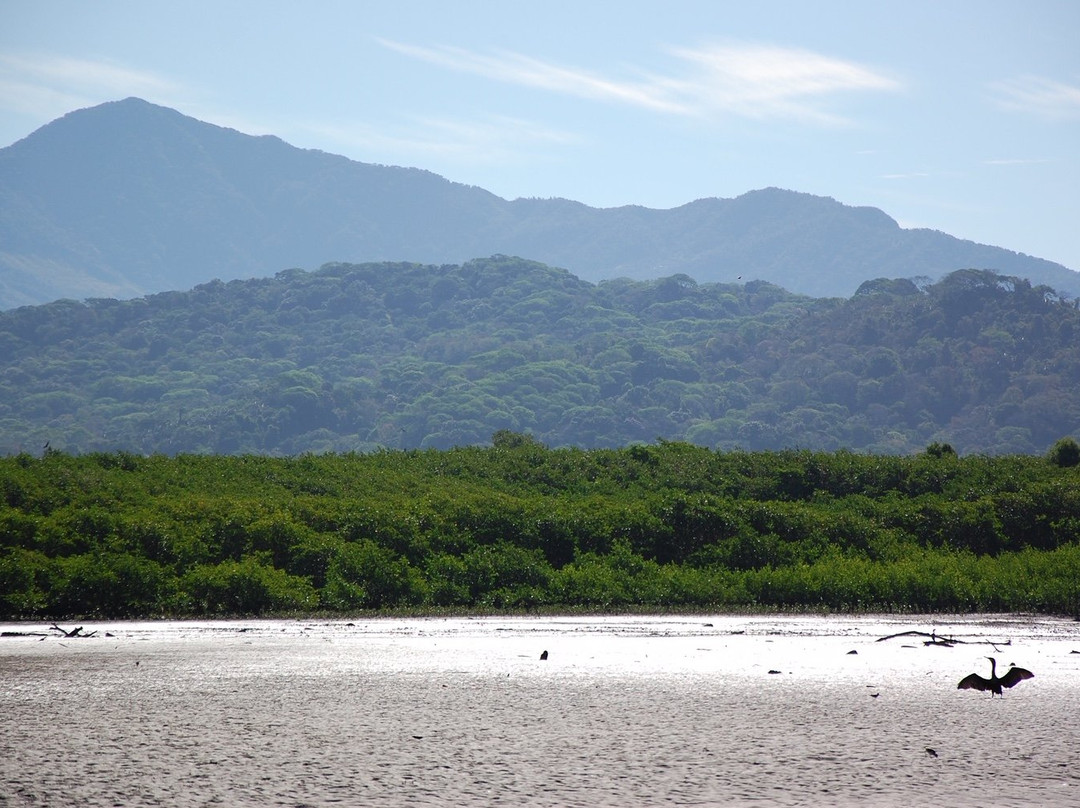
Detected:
left=924, top=442, right=957, bottom=459
left=1048, top=436, right=1080, bottom=468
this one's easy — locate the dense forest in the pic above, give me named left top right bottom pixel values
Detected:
left=2, top=439, right=1079, bottom=619
left=1, top=257, right=1078, bottom=456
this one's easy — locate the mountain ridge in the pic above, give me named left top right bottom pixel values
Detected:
left=1, top=97, right=1077, bottom=309
left=1, top=256, right=1077, bottom=456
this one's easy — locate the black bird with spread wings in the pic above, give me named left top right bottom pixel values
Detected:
left=957, top=656, right=1033, bottom=697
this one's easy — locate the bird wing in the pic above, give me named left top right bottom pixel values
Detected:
left=1000, top=666, right=1034, bottom=689
left=957, top=673, right=991, bottom=691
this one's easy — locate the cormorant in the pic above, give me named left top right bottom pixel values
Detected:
left=957, top=656, right=1033, bottom=696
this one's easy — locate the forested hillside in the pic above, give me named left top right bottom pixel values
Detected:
left=2, top=442, right=1078, bottom=618
left=0, top=257, right=1077, bottom=456
left=3, top=97, right=1078, bottom=308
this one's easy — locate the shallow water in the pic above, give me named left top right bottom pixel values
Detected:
left=1, top=614, right=1078, bottom=807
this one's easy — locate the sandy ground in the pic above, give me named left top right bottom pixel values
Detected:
left=1, top=614, right=1078, bottom=806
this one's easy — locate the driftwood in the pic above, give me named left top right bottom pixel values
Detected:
left=2, top=625, right=100, bottom=640
left=875, top=629, right=1011, bottom=648
left=50, top=624, right=97, bottom=639
left=876, top=630, right=960, bottom=646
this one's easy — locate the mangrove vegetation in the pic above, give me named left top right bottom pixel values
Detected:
left=2, top=436, right=1079, bottom=619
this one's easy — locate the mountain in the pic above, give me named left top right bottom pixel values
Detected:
left=2, top=97, right=1077, bottom=309
left=0, top=257, right=1076, bottom=456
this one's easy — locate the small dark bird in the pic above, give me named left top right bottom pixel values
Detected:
left=957, top=656, right=1034, bottom=697
left=925, top=747, right=938, bottom=757
left=540, top=650, right=548, bottom=660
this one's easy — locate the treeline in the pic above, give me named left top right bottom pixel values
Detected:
left=1, top=258, right=1079, bottom=457
left=2, top=436, right=1079, bottom=619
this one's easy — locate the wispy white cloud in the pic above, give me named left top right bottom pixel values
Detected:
left=303, top=113, right=579, bottom=165
left=378, top=40, right=686, bottom=113
left=989, top=75, right=1080, bottom=120
left=0, top=76, right=87, bottom=119
left=379, top=39, right=901, bottom=126
left=0, top=50, right=573, bottom=168
left=983, top=157, right=1055, bottom=166
left=667, top=44, right=900, bottom=125
left=0, top=53, right=184, bottom=119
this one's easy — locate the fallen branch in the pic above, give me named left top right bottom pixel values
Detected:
left=875, top=630, right=961, bottom=646
left=875, top=629, right=1011, bottom=648
left=50, top=624, right=97, bottom=639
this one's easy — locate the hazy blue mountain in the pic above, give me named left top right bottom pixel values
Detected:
left=1, top=97, right=1077, bottom=309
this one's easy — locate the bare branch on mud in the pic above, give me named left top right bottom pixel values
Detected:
left=875, top=629, right=1011, bottom=648
left=50, top=624, right=97, bottom=639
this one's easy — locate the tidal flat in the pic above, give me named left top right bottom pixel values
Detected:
left=2, top=614, right=1078, bottom=807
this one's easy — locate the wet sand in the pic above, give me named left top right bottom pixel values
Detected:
left=2, top=614, right=1078, bottom=806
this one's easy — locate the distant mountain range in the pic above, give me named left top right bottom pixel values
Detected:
left=1, top=97, right=1077, bottom=310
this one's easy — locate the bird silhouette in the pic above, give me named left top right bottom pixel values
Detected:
left=957, top=656, right=1033, bottom=696
left=540, top=650, right=548, bottom=660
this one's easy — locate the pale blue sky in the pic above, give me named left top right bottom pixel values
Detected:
left=3, top=0, right=1079, bottom=272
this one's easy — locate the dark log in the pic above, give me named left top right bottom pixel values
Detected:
left=875, top=629, right=1009, bottom=647
left=50, top=624, right=98, bottom=638
left=875, top=630, right=962, bottom=645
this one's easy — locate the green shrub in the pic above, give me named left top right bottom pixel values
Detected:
left=180, top=557, right=317, bottom=615
left=323, top=539, right=425, bottom=610
left=49, top=552, right=175, bottom=617
left=0, top=548, right=52, bottom=617
left=1047, top=437, right=1080, bottom=468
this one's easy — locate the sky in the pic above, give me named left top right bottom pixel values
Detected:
left=2, top=0, right=1079, bottom=271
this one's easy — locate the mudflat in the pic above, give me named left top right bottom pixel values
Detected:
left=2, top=614, right=1078, bottom=807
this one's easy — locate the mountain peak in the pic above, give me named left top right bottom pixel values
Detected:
left=18, top=96, right=179, bottom=142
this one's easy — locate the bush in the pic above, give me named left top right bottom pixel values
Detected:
left=323, top=540, right=425, bottom=610
left=1048, top=437, right=1080, bottom=468
left=460, top=542, right=552, bottom=603
left=424, top=553, right=471, bottom=606
left=48, top=552, right=175, bottom=617
left=180, top=557, right=317, bottom=614
left=0, top=548, right=52, bottom=617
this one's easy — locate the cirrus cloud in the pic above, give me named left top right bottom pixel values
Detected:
left=667, top=43, right=900, bottom=124
left=304, top=113, right=580, bottom=165
left=990, top=75, right=1080, bottom=120
left=0, top=53, right=184, bottom=119
left=379, top=39, right=902, bottom=127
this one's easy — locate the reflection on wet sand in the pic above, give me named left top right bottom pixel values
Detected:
left=1, top=614, right=1078, bottom=807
